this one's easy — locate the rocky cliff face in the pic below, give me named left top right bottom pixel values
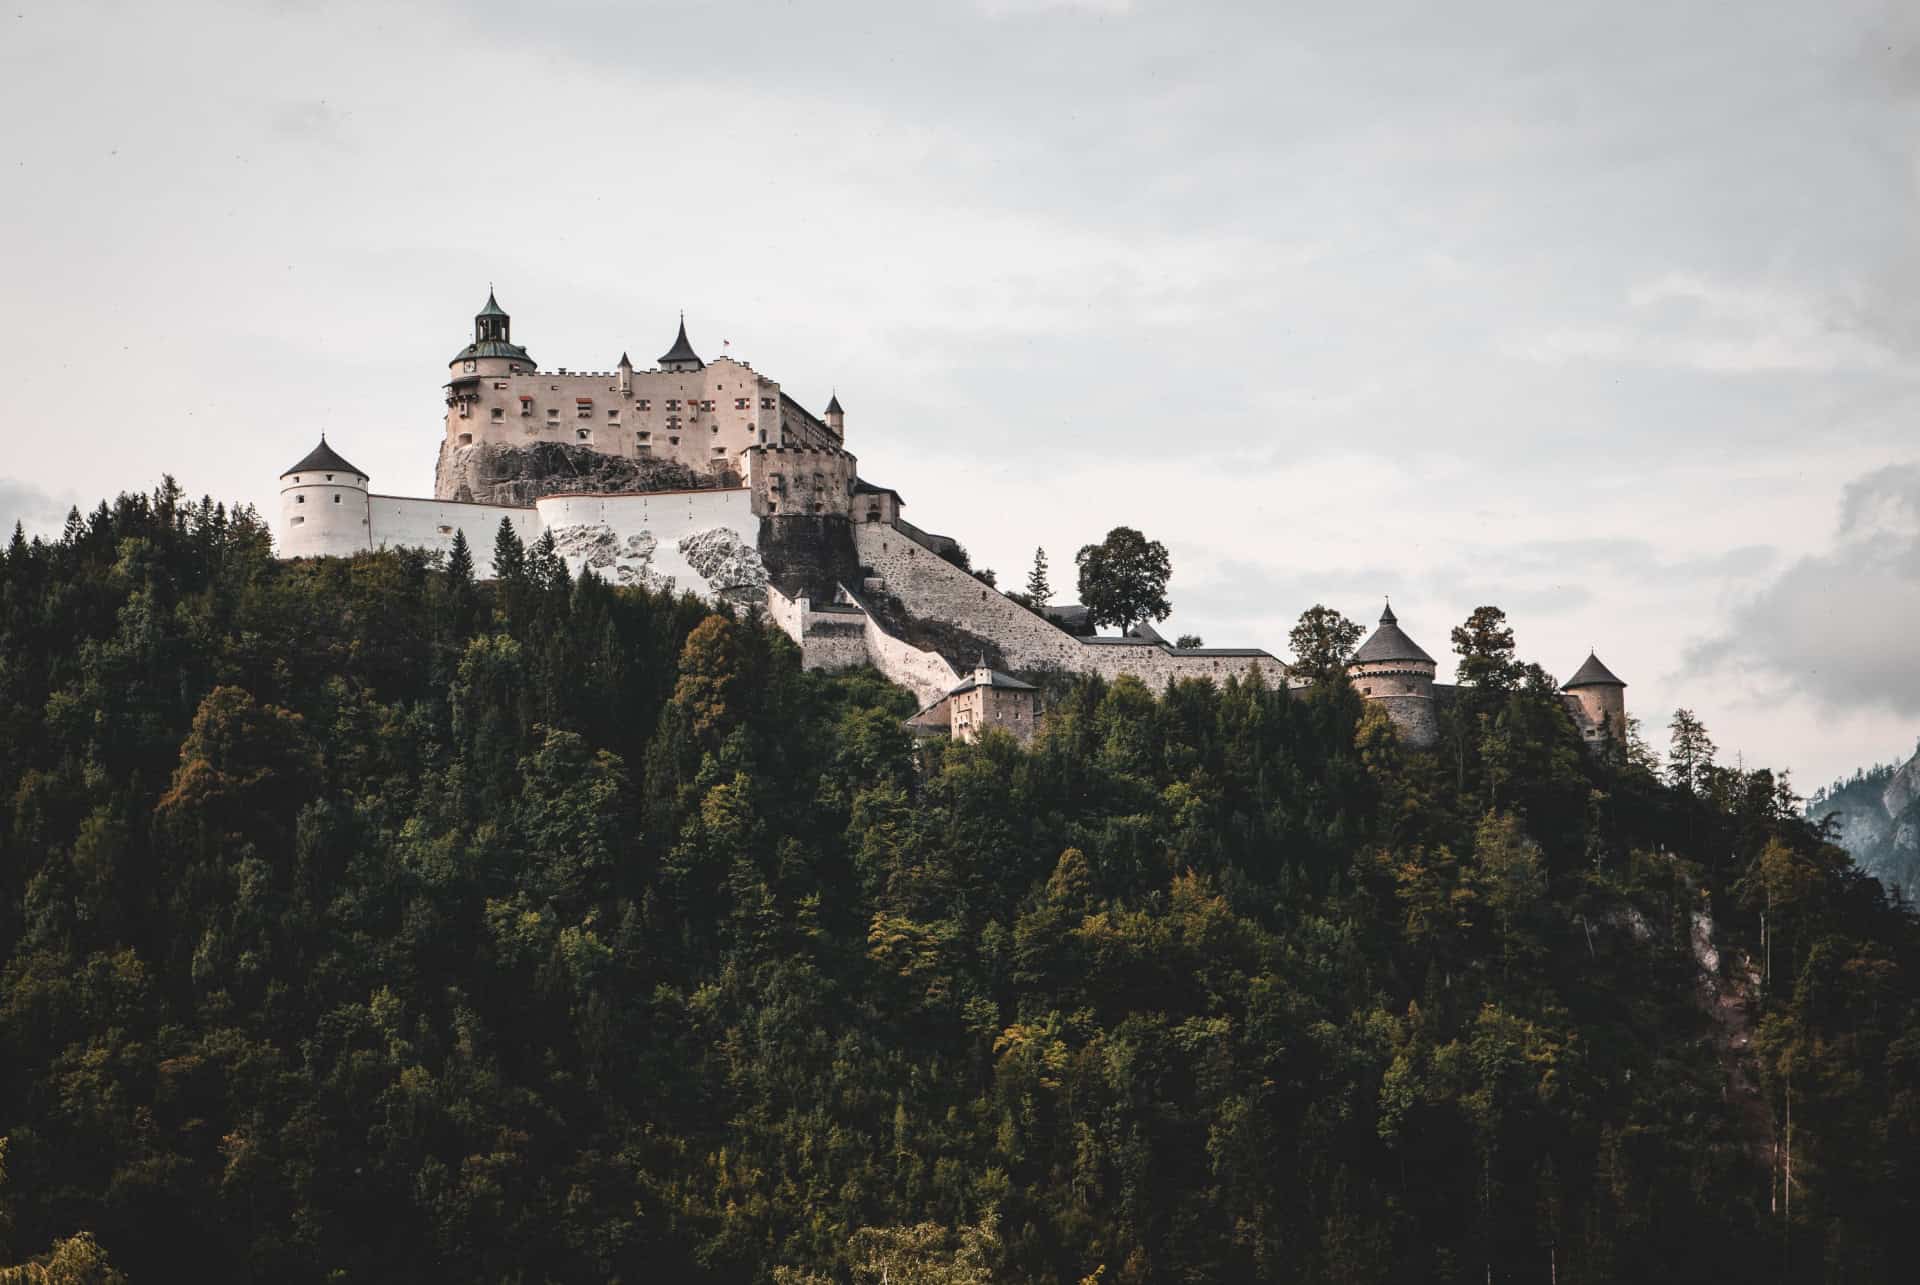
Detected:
left=1811, top=749, right=1920, bottom=901
left=435, top=441, right=736, bottom=506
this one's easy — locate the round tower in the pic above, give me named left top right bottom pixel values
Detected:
left=1347, top=600, right=1440, bottom=748
left=279, top=437, right=371, bottom=559
left=446, top=290, right=536, bottom=437
left=1561, top=652, right=1627, bottom=750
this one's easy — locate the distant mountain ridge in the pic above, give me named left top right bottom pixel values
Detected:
left=1810, top=747, right=1920, bottom=901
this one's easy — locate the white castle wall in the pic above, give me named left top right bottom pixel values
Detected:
left=533, top=488, right=761, bottom=597
left=861, top=609, right=960, bottom=707
left=366, top=496, right=541, bottom=577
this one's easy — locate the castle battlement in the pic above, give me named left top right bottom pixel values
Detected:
left=278, top=290, right=1625, bottom=756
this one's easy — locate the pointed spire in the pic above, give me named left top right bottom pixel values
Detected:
left=1379, top=597, right=1397, bottom=625
left=477, top=288, right=507, bottom=319
left=825, top=390, right=844, bottom=415
left=658, top=312, right=704, bottom=370
left=1563, top=651, right=1626, bottom=689
left=618, top=351, right=632, bottom=368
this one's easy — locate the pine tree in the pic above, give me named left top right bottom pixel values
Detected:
left=448, top=528, right=475, bottom=587
left=492, top=517, right=526, bottom=584
left=1026, top=548, right=1052, bottom=604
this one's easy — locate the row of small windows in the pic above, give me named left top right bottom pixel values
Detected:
left=292, top=493, right=345, bottom=504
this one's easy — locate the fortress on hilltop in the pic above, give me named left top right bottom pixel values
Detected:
left=276, top=292, right=1626, bottom=748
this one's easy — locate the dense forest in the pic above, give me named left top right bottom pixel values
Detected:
left=1, top=483, right=1916, bottom=1283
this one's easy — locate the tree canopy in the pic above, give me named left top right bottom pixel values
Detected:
left=1074, top=527, right=1171, bottom=634
left=0, top=481, right=1914, bottom=1283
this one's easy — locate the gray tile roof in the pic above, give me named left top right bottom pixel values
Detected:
left=282, top=436, right=365, bottom=479
left=659, top=315, right=703, bottom=368
left=948, top=669, right=1038, bottom=695
left=451, top=339, right=535, bottom=363
left=1352, top=601, right=1436, bottom=665
left=1563, top=652, right=1626, bottom=689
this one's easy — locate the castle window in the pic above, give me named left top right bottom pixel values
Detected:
left=607, top=409, right=619, bottom=419
left=332, top=495, right=341, bottom=504
left=735, top=397, right=749, bottom=410
left=548, top=408, right=560, bottom=421
left=491, top=407, right=504, bottom=420
left=325, top=473, right=334, bottom=481
left=712, top=445, right=725, bottom=455
left=289, top=515, right=304, bottom=526
left=668, top=436, right=679, bottom=445
left=458, top=433, right=473, bottom=446
left=577, top=428, right=591, bottom=441
left=296, top=494, right=305, bottom=504
left=636, top=431, right=650, bottom=442
left=666, top=399, right=680, bottom=411
left=637, top=398, right=650, bottom=411
left=577, top=405, right=592, bottom=418
left=493, top=382, right=507, bottom=390
left=761, top=397, right=775, bottom=410
left=700, top=400, right=714, bottom=412
left=711, top=424, right=719, bottom=433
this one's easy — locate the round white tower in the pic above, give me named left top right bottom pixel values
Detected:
left=278, top=437, right=372, bottom=559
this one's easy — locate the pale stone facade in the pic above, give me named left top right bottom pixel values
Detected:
left=438, top=296, right=840, bottom=502
left=908, top=667, right=1041, bottom=744
left=276, top=291, right=1627, bottom=753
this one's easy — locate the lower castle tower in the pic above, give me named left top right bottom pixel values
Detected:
left=1348, top=601, right=1440, bottom=748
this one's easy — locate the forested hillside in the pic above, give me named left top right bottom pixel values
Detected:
left=2, top=484, right=1916, bottom=1283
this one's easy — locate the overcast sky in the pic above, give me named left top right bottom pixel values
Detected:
left=5, top=0, right=1919, bottom=790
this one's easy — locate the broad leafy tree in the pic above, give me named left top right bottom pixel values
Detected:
left=1074, top=526, right=1171, bottom=634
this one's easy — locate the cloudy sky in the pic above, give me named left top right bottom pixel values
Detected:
left=4, top=0, right=1918, bottom=788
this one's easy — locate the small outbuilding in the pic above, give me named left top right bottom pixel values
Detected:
left=907, top=666, right=1040, bottom=744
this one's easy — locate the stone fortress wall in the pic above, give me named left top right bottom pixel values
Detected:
left=278, top=292, right=1621, bottom=749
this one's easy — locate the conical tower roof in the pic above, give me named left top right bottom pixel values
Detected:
left=476, top=289, right=508, bottom=319
left=282, top=436, right=365, bottom=479
left=825, top=391, right=844, bottom=415
left=659, top=314, right=703, bottom=369
left=1352, top=599, right=1435, bottom=665
left=1563, top=651, right=1626, bottom=689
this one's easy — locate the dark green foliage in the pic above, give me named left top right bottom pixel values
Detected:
left=0, top=481, right=1916, bottom=1282
left=1074, top=527, right=1171, bottom=635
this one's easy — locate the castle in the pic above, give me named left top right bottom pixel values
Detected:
left=277, top=293, right=1625, bottom=748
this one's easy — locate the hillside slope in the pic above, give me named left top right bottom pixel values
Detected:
left=1, top=484, right=1916, bottom=1284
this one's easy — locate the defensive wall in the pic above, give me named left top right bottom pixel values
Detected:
left=852, top=522, right=1290, bottom=689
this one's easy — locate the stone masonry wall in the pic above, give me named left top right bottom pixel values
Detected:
left=853, top=523, right=1290, bottom=690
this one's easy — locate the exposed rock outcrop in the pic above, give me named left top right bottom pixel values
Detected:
left=548, top=524, right=675, bottom=592
left=678, top=527, right=769, bottom=606
left=436, top=440, right=735, bottom=507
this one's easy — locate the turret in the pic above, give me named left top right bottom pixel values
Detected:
left=1347, top=599, right=1440, bottom=748
left=659, top=313, right=704, bottom=372
left=825, top=391, right=844, bottom=437
left=1561, top=652, right=1627, bottom=751
left=617, top=351, right=633, bottom=396
left=449, top=290, right=535, bottom=377
left=278, top=436, right=371, bottom=559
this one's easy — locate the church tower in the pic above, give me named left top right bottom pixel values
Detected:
left=1347, top=600, right=1440, bottom=748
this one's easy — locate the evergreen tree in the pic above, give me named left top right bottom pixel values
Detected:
left=1451, top=605, right=1518, bottom=691
left=493, top=515, right=526, bottom=584
left=1025, top=548, right=1051, bottom=605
